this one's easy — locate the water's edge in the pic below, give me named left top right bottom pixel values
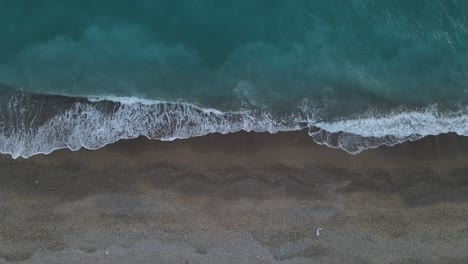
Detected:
left=1, top=90, right=467, bottom=159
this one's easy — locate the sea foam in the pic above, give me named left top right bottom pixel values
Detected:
left=0, top=92, right=467, bottom=158
left=310, top=107, right=468, bottom=153
left=0, top=93, right=300, bottom=158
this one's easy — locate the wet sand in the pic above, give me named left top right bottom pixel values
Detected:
left=1, top=131, right=468, bottom=263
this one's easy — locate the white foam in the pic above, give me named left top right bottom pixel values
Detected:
left=0, top=96, right=301, bottom=159
left=1, top=95, right=468, bottom=159
left=87, top=95, right=165, bottom=105
left=309, top=106, right=468, bottom=154
left=87, top=95, right=226, bottom=114
left=314, top=108, right=468, bottom=138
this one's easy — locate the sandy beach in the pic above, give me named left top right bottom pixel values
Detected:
left=1, top=131, right=468, bottom=263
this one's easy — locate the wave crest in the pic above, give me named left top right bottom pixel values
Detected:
left=0, top=92, right=301, bottom=158
left=0, top=91, right=467, bottom=158
left=310, top=107, right=468, bottom=153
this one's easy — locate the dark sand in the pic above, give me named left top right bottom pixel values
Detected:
left=1, top=131, right=468, bottom=263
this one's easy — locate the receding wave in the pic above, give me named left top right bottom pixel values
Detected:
left=310, top=106, right=468, bottom=154
left=1, top=90, right=467, bottom=158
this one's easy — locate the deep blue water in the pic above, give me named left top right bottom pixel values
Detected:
left=1, top=0, right=468, bottom=158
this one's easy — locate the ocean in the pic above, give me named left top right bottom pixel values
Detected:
left=1, top=0, right=468, bottom=158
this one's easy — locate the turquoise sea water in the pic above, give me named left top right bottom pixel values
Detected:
left=1, top=0, right=468, bottom=158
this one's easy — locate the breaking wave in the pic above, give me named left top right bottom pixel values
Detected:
left=0, top=90, right=467, bottom=158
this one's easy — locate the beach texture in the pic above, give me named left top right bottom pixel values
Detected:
left=1, top=131, right=467, bottom=264
left=2, top=2, right=468, bottom=263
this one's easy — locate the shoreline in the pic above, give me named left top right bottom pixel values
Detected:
left=19, top=129, right=468, bottom=169
left=1, top=130, right=468, bottom=263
